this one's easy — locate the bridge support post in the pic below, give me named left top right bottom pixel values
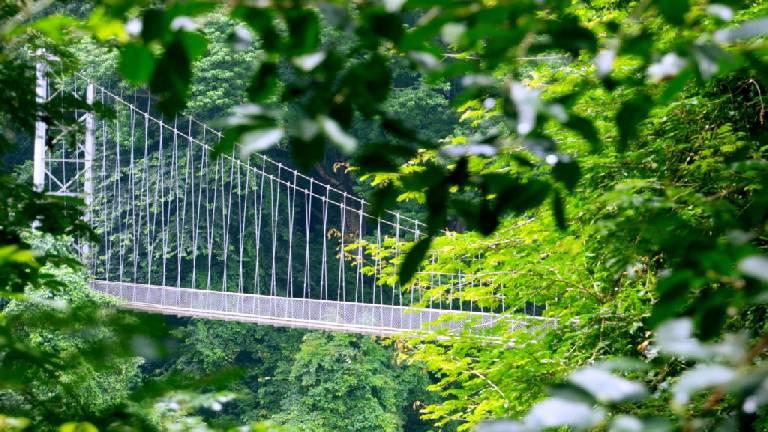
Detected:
left=33, top=53, right=95, bottom=263
left=81, top=83, right=94, bottom=259
left=33, top=55, right=47, bottom=193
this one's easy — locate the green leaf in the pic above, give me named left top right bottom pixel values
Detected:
left=370, top=183, right=399, bottom=217
left=648, top=271, right=700, bottom=328
left=149, top=38, right=192, bottom=116
left=145, top=32, right=205, bottom=117
left=345, top=54, right=391, bottom=116
left=355, top=142, right=416, bottom=172
left=620, top=30, right=653, bottom=59
left=233, top=6, right=280, bottom=52
left=0, top=415, right=29, bottom=430
left=119, top=43, right=155, bottom=84
left=658, top=68, right=693, bottom=104
left=552, top=190, right=566, bottom=230
left=228, top=25, right=253, bottom=51
left=288, top=136, right=326, bottom=171
left=654, top=0, right=689, bottom=25
left=490, top=176, right=551, bottom=215
left=140, top=8, right=166, bottom=42
left=565, top=115, right=601, bottom=152
left=177, top=31, right=208, bottom=60
left=24, top=14, right=81, bottom=41
left=551, top=159, right=580, bottom=191
left=616, top=93, right=652, bottom=152
left=0, top=245, right=38, bottom=266
left=213, top=127, right=243, bottom=158
left=284, top=9, right=320, bottom=55
left=426, top=183, right=449, bottom=235
left=362, top=10, right=404, bottom=45
left=694, top=291, right=729, bottom=340
left=543, top=15, right=597, bottom=56
left=246, top=62, right=278, bottom=102
left=399, top=236, right=433, bottom=285
left=380, top=116, right=431, bottom=147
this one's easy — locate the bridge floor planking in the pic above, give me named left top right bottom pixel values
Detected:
left=90, top=281, right=547, bottom=336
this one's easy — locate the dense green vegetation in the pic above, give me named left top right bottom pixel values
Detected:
left=2, top=0, right=768, bottom=431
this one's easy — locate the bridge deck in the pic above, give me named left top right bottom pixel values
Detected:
left=91, top=281, right=545, bottom=336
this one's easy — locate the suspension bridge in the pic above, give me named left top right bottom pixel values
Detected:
left=33, top=67, right=554, bottom=337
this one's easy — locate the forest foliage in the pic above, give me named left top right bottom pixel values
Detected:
left=1, top=0, right=768, bottom=431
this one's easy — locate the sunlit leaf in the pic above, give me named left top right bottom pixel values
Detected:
left=595, top=49, right=616, bottom=78
left=124, top=17, right=142, bottom=37
left=609, top=416, right=671, bottom=432
left=228, top=25, right=254, bottom=51
left=647, top=53, right=688, bottom=82
left=509, top=82, right=541, bottom=136
left=0, top=415, right=30, bottom=430
left=441, top=144, right=497, bottom=158
left=441, top=22, right=466, bottom=45
left=239, top=128, right=284, bottom=158
left=319, top=116, right=358, bottom=154
left=476, top=421, right=527, bottom=432
left=715, top=17, right=768, bottom=43
left=655, top=318, right=709, bottom=359
left=707, top=4, right=734, bottom=21
left=383, top=0, right=407, bottom=13
left=672, top=364, right=736, bottom=406
left=525, top=397, right=605, bottom=430
left=409, top=51, right=442, bottom=72
left=59, top=422, right=98, bottom=432
left=86, top=7, right=129, bottom=42
left=170, top=16, right=197, bottom=32
left=739, top=255, right=768, bottom=282
left=23, top=14, right=81, bottom=41
left=569, top=368, right=647, bottom=403
left=292, top=51, right=327, bottom=72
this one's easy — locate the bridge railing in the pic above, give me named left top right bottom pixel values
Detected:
left=92, top=281, right=556, bottom=336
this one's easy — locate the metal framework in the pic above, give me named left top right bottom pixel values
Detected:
left=34, top=68, right=556, bottom=337
left=34, top=58, right=95, bottom=201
